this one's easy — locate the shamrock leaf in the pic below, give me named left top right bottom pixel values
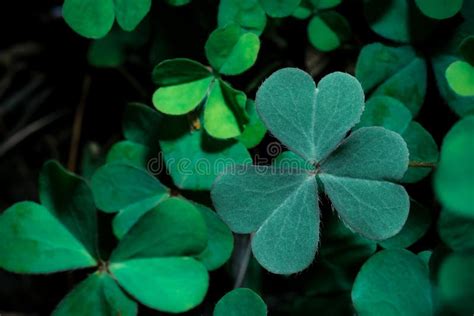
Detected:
left=308, top=11, right=350, bottom=52
left=354, top=96, right=439, bottom=183
left=434, top=115, right=474, bottom=219
left=212, top=68, right=410, bottom=274
left=438, top=209, right=474, bottom=253
left=260, top=0, right=302, bottom=18
left=218, top=0, right=267, bottom=35
left=214, top=288, right=267, bottom=316
left=63, top=0, right=151, bottom=39
left=205, top=24, right=260, bottom=76
left=352, top=249, right=433, bottom=316
left=109, top=198, right=209, bottom=313
left=415, top=0, right=464, bottom=20
left=446, top=60, right=474, bottom=97
left=106, top=140, right=150, bottom=169
left=0, top=161, right=98, bottom=273
left=52, top=272, right=137, bottom=316
left=236, top=100, right=267, bottom=148
left=355, top=43, right=427, bottom=116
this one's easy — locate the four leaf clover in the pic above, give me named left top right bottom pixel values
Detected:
left=211, top=68, right=410, bottom=274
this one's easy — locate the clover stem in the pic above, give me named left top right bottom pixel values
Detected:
left=233, top=234, right=253, bottom=289
left=408, top=161, right=437, bottom=168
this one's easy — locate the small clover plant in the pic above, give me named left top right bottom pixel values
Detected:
left=152, top=24, right=262, bottom=139
left=0, top=160, right=232, bottom=313
left=211, top=68, right=411, bottom=274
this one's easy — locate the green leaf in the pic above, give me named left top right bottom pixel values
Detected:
left=307, top=12, right=350, bottom=52
left=165, top=0, right=192, bottom=5
left=256, top=68, right=364, bottom=163
left=109, top=198, right=209, bottom=313
left=91, top=163, right=169, bottom=213
left=446, top=60, right=474, bottom=97
left=63, top=0, right=115, bottom=39
left=80, top=142, right=106, bottom=180
left=432, top=54, right=474, bottom=116
left=114, top=0, right=151, bottom=31
left=152, top=58, right=212, bottom=86
left=39, top=160, right=98, bottom=258
left=194, top=203, right=234, bottom=271
left=415, top=0, right=463, bottom=20
left=204, top=80, right=249, bottom=139
left=355, top=96, right=413, bottom=134
left=460, top=35, right=474, bottom=65
left=205, top=24, right=260, bottom=75
left=214, top=288, right=267, bottom=316
left=363, top=0, right=435, bottom=43
left=52, top=272, right=137, bottom=316
left=434, top=116, right=474, bottom=218
left=123, top=103, right=163, bottom=146
left=312, top=0, right=342, bottom=10
left=273, top=151, right=314, bottom=171
left=0, top=202, right=97, bottom=273
left=379, top=199, right=431, bottom=249
left=352, top=249, right=433, bottom=316
left=237, top=100, right=267, bottom=148
left=106, top=140, right=149, bottom=169
left=401, top=122, right=439, bottom=183
left=437, top=254, right=474, bottom=315
left=212, top=166, right=319, bottom=274
left=218, top=0, right=267, bottom=35
left=63, top=0, right=150, bottom=38
left=160, top=128, right=251, bottom=190
left=260, top=0, right=302, bottom=17
left=438, top=209, right=474, bottom=252
left=355, top=43, right=427, bottom=116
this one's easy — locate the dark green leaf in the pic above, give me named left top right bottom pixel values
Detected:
left=218, top=0, right=267, bottom=35
left=123, top=103, right=163, bottom=146
left=214, top=288, right=267, bottom=316
left=237, top=100, right=267, bottom=148
left=63, top=0, right=115, bottom=38
left=260, top=0, right=302, bottom=17
left=415, top=0, right=463, bottom=20
left=307, top=11, right=350, bottom=52
left=438, top=209, right=474, bottom=252
left=106, top=140, right=149, bottom=169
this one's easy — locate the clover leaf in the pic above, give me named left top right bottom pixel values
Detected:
left=218, top=0, right=267, bottom=35
left=214, top=288, right=267, bottom=316
left=415, top=0, right=464, bottom=20
left=355, top=43, right=427, bottom=116
left=260, top=0, right=301, bottom=18
left=354, top=96, right=439, bottom=183
left=352, top=249, right=433, bottom=316
left=434, top=115, right=474, bottom=219
left=63, top=0, right=151, bottom=39
left=0, top=161, right=216, bottom=314
left=307, top=11, right=350, bottom=52
left=211, top=68, right=410, bottom=274
left=438, top=209, right=474, bottom=252
left=91, top=162, right=234, bottom=271
left=446, top=60, right=474, bottom=97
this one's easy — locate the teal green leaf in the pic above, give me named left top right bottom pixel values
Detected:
left=123, top=103, right=163, bottom=146
left=194, top=203, right=234, bottom=270
left=214, top=288, right=267, bottom=316
left=218, top=0, right=267, bottom=35
left=355, top=96, right=413, bottom=134
left=417, top=250, right=432, bottom=265
left=446, top=60, right=474, bottom=97
left=160, top=128, right=251, bottom=190
left=401, top=122, right=439, bottom=183
left=379, top=199, right=431, bottom=249
left=434, top=116, right=474, bottom=218
left=415, top=0, right=463, bottom=20
left=106, top=140, right=149, bottom=169
left=52, top=272, right=137, bottom=316
left=111, top=198, right=207, bottom=261
left=204, top=80, right=248, bottom=139
left=437, top=254, right=474, bottom=315
left=110, top=258, right=208, bottom=313
left=432, top=54, right=474, bottom=116
left=91, top=164, right=169, bottom=213
left=0, top=202, right=97, bottom=273
left=39, top=160, right=98, bottom=258
left=311, top=0, right=342, bottom=10
left=460, top=35, right=474, bottom=65
left=307, top=12, right=350, bottom=52
left=352, top=249, right=433, bottom=316
left=320, top=127, right=409, bottom=181
left=63, top=0, right=115, bottom=39
left=273, top=151, right=314, bottom=171
left=320, top=174, right=409, bottom=240
left=260, top=0, right=302, bottom=17
left=212, top=166, right=319, bottom=274
left=438, top=209, right=474, bottom=252
left=205, top=24, right=260, bottom=75
left=256, top=68, right=364, bottom=163
left=165, top=0, right=191, bottom=5
left=237, top=100, right=267, bottom=148
left=109, top=198, right=209, bottom=313
left=114, top=0, right=151, bottom=31
left=152, top=58, right=212, bottom=86
left=363, top=0, right=435, bottom=43
left=355, top=43, right=427, bottom=116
